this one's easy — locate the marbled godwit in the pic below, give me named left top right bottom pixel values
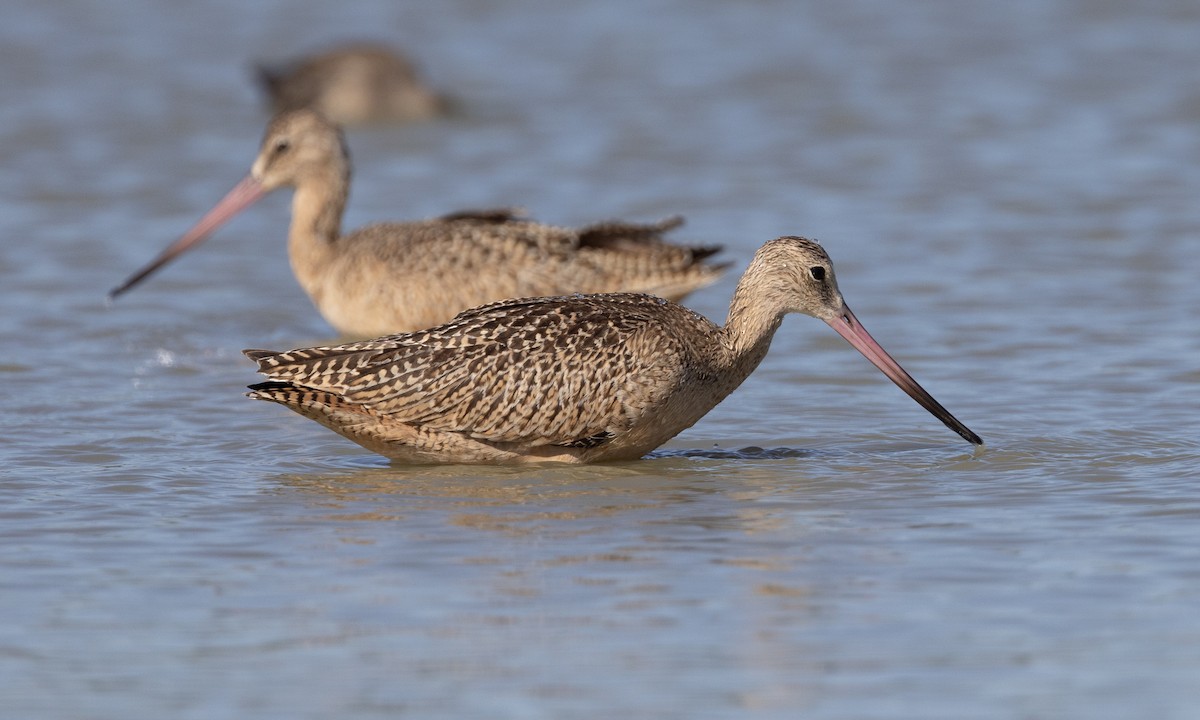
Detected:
left=109, top=109, right=725, bottom=337
left=244, top=236, right=983, bottom=464
left=256, top=43, right=449, bottom=125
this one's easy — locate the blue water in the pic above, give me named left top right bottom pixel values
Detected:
left=2, top=1, right=1198, bottom=718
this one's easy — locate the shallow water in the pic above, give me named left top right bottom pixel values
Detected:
left=2, top=0, right=1198, bottom=718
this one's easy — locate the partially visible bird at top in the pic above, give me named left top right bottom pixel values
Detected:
left=255, top=42, right=451, bottom=126
left=108, top=109, right=727, bottom=337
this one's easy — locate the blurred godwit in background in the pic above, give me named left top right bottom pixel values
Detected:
left=255, top=42, right=450, bottom=125
left=244, top=236, right=983, bottom=464
left=109, top=109, right=726, bottom=337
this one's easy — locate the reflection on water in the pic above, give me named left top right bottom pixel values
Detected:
left=653, top=446, right=815, bottom=460
left=3, top=0, right=1200, bottom=717
left=272, top=459, right=787, bottom=527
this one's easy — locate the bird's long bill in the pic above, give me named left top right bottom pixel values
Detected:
left=826, top=305, right=983, bottom=446
left=108, top=175, right=266, bottom=299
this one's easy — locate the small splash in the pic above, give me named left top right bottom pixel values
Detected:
left=132, top=348, right=178, bottom=383
left=154, top=349, right=176, bottom=368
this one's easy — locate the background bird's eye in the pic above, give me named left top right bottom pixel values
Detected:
left=809, top=266, right=826, bottom=281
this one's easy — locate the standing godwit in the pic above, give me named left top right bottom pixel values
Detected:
left=256, top=42, right=450, bottom=126
left=109, top=109, right=725, bottom=337
left=244, top=236, right=983, bottom=464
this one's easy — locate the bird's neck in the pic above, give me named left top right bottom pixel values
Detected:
left=718, top=275, right=786, bottom=379
left=287, top=169, right=349, bottom=298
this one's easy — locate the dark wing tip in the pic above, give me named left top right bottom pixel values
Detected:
left=689, top=245, right=725, bottom=262
left=438, top=206, right=529, bottom=224
left=244, top=349, right=285, bottom=374
left=243, top=349, right=279, bottom=362
left=650, top=214, right=686, bottom=232
left=576, top=215, right=686, bottom=249
left=248, top=380, right=292, bottom=392
left=246, top=380, right=300, bottom=404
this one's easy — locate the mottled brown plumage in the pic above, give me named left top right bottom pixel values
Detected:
left=256, top=43, right=449, bottom=125
left=246, top=237, right=983, bottom=464
left=109, top=110, right=726, bottom=337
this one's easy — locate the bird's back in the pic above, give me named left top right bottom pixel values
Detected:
left=247, top=293, right=726, bottom=463
left=318, top=214, right=726, bottom=337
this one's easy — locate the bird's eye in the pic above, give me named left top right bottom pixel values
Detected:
left=272, top=140, right=290, bottom=156
left=809, top=266, right=826, bottom=281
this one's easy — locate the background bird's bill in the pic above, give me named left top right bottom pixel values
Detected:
left=109, top=175, right=266, bottom=298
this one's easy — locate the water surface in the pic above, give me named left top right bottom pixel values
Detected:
left=2, top=1, right=1198, bottom=718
